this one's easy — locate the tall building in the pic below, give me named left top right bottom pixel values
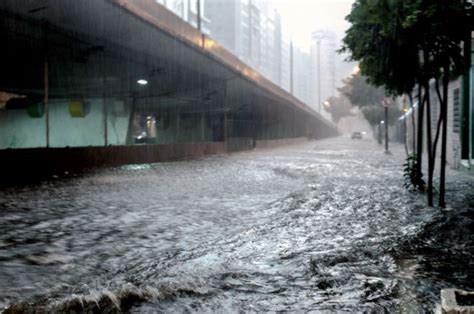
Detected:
left=335, top=50, right=358, bottom=91
left=158, top=0, right=310, bottom=106
left=279, top=31, right=291, bottom=92
left=293, top=48, right=312, bottom=105
left=155, top=0, right=211, bottom=34
left=311, top=30, right=337, bottom=111
left=205, top=0, right=284, bottom=86
left=205, top=0, right=252, bottom=65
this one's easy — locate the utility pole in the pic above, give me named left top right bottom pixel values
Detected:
left=385, top=106, right=389, bottom=153
left=383, top=97, right=391, bottom=154
left=248, top=0, right=253, bottom=62
left=44, top=60, right=49, bottom=148
left=196, top=0, right=201, bottom=31
left=43, top=22, right=49, bottom=148
left=103, top=74, right=108, bottom=147
left=290, top=40, right=294, bottom=95
left=317, top=40, right=321, bottom=113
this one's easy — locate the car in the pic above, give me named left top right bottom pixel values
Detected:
left=134, top=131, right=148, bottom=144
left=351, top=131, right=363, bottom=139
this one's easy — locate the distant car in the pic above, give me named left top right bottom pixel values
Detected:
left=351, top=131, right=363, bottom=139
left=134, top=131, right=148, bottom=144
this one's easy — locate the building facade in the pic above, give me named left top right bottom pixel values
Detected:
left=311, top=30, right=337, bottom=112
left=293, top=48, right=312, bottom=105
left=205, top=0, right=285, bottom=87
left=397, top=31, right=473, bottom=173
left=157, top=0, right=313, bottom=106
left=0, top=0, right=336, bottom=152
left=460, top=31, right=474, bottom=171
left=155, top=0, right=211, bottom=34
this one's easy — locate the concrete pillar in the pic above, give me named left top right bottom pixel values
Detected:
left=44, top=61, right=49, bottom=148
left=102, top=76, right=108, bottom=146
left=224, top=112, right=229, bottom=141
left=176, top=113, right=181, bottom=142
left=201, top=112, right=205, bottom=141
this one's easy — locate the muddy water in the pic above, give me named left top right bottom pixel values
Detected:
left=0, top=137, right=473, bottom=312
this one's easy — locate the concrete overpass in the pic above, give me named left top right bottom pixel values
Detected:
left=0, top=0, right=338, bottom=175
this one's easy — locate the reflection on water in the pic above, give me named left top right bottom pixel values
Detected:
left=0, top=138, right=473, bottom=312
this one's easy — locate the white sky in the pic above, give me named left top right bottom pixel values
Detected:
left=270, top=0, right=354, bottom=51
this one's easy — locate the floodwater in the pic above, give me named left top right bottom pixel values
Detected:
left=0, top=137, right=473, bottom=312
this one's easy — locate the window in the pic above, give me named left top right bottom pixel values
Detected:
left=453, top=88, right=460, bottom=133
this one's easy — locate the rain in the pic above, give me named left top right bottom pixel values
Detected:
left=0, top=0, right=473, bottom=312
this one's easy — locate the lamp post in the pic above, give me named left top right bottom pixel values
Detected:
left=378, top=121, right=383, bottom=144
left=317, top=40, right=321, bottom=113
left=196, top=0, right=201, bottom=31
left=290, top=40, right=294, bottom=95
left=382, top=97, right=391, bottom=154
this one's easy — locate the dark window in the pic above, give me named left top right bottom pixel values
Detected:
left=453, top=88, right=460, bottom=133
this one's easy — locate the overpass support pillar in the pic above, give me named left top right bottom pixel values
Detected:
left=201, top=112, right=205, bottom=141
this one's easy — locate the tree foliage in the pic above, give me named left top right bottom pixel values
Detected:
left=340, top=0, right=419, bottom=95
left=322, top=95, right=353, bottom=124
left=339, top=73, right=401, bottom=127
left=360, top=105, right=400, bottom=127
left=341, top=0, right=473, bottom=94
left=341, top=0, right=474, bottom=208
left=339, top=74, right=386, bottom=108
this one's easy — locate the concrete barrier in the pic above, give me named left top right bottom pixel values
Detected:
left=441, top=289, right=474, bottom=314
left=226, top=137, right=255, bottom=152
left=0, top=137, right=312, bottom=183
left=255, top=137, right=308, bottom=149
left=0, top=142, right=225, bottom=182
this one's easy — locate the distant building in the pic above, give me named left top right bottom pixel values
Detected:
left=158, top=0, right=311, bottom=106
left=205, top=0, right=286, bottom=87
left=293, top=48, right=312, bottom=105
left=311, top=30, right=337, bottom=111
left=279, top=31, right=291, bottom=92
left=155, top=0, right=211, bottom=34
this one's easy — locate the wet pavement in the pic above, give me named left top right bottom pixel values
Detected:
left=0, top=137, right=473, bottom=312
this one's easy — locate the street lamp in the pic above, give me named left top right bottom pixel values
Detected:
left=382, top=97, right=391, bottom=154
left=352, top=65, right=360, bottom=75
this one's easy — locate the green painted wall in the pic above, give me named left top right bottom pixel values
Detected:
left=154, top=113, right=214, bottom=144
left=106, top=99, right=130, bottom=146
left=0, top=108, right=47, bottom=149
left=49, top=99, right=105, bottom=147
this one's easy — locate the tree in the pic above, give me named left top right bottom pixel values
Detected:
left=341, top=0, right=427, bottom=190
left=340, top=73, right=401, bottom=129
left=359, top=105, right=400, bottom=128
left=341, top=0, right=473, bottom=207
left=322, top=95, right=354, bottom=124
left=339, top=74, right=385, bottom=109
left=417, top=0, right=473, bottom=207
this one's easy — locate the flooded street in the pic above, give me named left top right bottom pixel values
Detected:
left=1, top=137, right=473, bottom=312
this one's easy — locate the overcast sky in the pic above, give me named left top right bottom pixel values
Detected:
left=270, top=0, right=354, bottom=51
